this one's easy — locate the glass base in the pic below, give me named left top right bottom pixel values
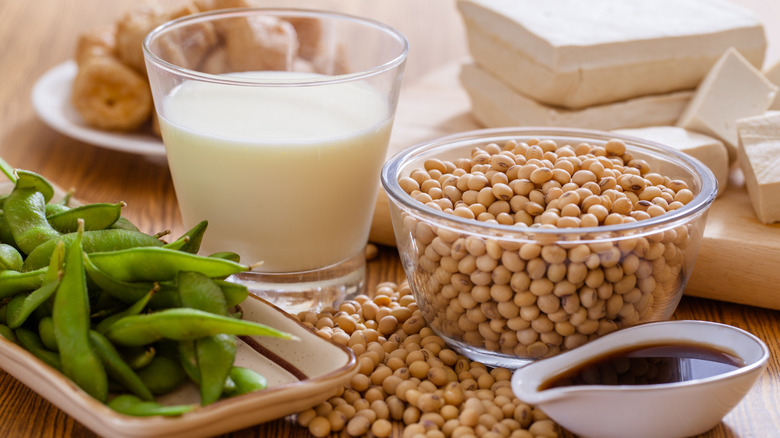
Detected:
left=437, top=333, right=534, bottom=369
left=228, top=252, right=365, bottom=314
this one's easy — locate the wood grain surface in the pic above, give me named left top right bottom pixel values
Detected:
left=0, top=1, right=779, bottom=437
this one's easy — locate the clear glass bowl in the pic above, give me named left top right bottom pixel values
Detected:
left=381, top=127, right=718, bottom=368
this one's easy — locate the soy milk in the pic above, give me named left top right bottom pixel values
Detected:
left=158, top=71, right=393, bottom=271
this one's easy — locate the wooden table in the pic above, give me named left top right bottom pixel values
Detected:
left=1, top=1, right=779, bottom=437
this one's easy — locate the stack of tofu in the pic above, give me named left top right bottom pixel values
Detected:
left=457, top=0, right=780, bottom=219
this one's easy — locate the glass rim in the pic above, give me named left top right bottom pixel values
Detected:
left=142, top=7, right=409, bottom=87
left=381, top=126, right=719, bottom=237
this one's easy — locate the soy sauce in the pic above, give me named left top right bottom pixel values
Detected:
left=540, top=342, right=745, bottom=390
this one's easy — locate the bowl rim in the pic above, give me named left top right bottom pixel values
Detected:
left=381, top=127, right=718, bottom=237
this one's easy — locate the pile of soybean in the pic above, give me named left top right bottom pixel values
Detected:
left=0, top=159, right=295, bottom=416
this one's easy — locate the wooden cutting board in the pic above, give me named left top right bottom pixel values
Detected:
left=371, top=62, right=780, bottom=311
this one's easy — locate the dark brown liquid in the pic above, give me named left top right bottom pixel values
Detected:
left=540, top=342, right=745, bottom=390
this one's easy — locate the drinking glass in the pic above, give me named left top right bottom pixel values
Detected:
left=144, top=8, right=407, bottom=312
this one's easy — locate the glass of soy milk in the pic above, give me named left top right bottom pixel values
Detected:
left=143, top=8, right=407, bottom=312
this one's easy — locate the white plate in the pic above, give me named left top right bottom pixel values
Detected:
left=0, top=294, right=358, bottom=438
left=31, top=61, right=166, bottom=158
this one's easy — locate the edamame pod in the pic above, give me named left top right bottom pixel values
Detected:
left=47, top=202, right=125, bottom=233
left=5, top=188, right=60, bottom=254
left=122, top=346, right=156, bottom=370
left=88, top=247, right=248, bottom=283
left=0, top=243, right=23, bottom=271
left=0, top=268, right=47, bottom=299
left=83, top=253, right=181, bottom=309
left=228, top=366, right=267, bottom=396
left=95, top=289, right=155, bottom=334
left=23, top=228, right=164, bottom=271
left=15, top=328, right=60, bottom=370
left=180, top=271, right=234, bottom=405
left=6, top=243, right=63, bottom=328
left=12, top=170, right=55, bottom=203
left=104, top=308, right=297, bottom=347
left=38, top=316, right=57, bottom=351
left=163, top=220, right=207, bottom=254
left=135, top=356, right=186, bottom=395
left=0, top=323, right=17, bottom=344
left=196, top=334, right=235, bottom=405
left=110, top=217, right=141, bottom=232
left=108, top=394, right=195, bottom=417
left=89, top=330, right=154, bottom=401
left=52, top=222, right=108, bottom=402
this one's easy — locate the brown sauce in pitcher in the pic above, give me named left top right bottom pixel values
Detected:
left=540, top=342, right=745, bottom=390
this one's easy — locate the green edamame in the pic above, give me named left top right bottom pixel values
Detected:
left=180, top=271, right=235, bottom=405
left=0, top=268, right=47, bottom=299
left=228, top=366, right=268, bottom=396
left=5, top=187, right=60, bottom=255
left=163, top=220, right=207, bottom=254
left=83, top=254, right=181, bottom=309
left=0, top=323, right=16, bottom=344
left=95, top=289, right=154, bottom=334
left=15, top=327, right=60, bottom=370
left=135, top=355, right=186, bottom=395
left=47, top=202, right=125, bottom=233
left=52, top=222, right=108, bottom=402
left=38, top=316, right=57, bottom=351
left=104, top=308, right=296, bottom=347
left=6, top=242, right=63, bottom=328
left=108, top=394, right=195, bottom=417
left=122, top=346, right=156, bottom=370
left=88, top=247, right=248, bottom=283
left=0, top=243, right=23, bottom=271
left=89, top=330, right=154, bottom=401
left=23, top=228, right=164, bottom=271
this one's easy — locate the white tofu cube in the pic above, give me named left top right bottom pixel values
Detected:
left=765, top=60, right=780, bottom=111
left=460, top=63, right=691, bottom=131
left=677, top=48, right=778, bottom=164
left=457, top=0, right=766, bottom=109
left=736, top=111, right=780, bottom=224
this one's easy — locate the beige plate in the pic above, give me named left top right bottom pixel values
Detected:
left=0, top=285, right=357, bottom=437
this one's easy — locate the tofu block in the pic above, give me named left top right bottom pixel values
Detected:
left=677, top=48, right=778, bottom=164
left=613, top=127, right=729, bottom=196
left=766, top=61, right=780, bottom=111
left=457, top=0, right=766, bottom=109
left=460, top=63, right=692, bottom=131
left=736, top=112, right=780, bottom=224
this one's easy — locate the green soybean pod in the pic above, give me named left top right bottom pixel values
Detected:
left=0, top=268, right=47, bottom=299
left=228, top=366, right=268, bottom=396
left=0, top=212, right=16, bottom=247
left=135, top=356, right=186, bottom=395
left=163, top=220, right=208, bottom=254
left=108, top=394, right=195, bottom=417
left=89, top=330, right=154, bottom=401
left=122, top=346, right=156, bottom=370
left=83, top=254, right=181, bottom=309
left=15, top=327, right=60, bottom=370
left=38, top=316, right=57, bottom=351
left=12, top=170, right=55, bottom=203
left=104, top=308, right=297, bottom=347
left=0, top=323, right=17, bottom=344
left=209, top=251, right=241, bottom=263
left=214, top=280, right=249, bottom=308
left=47, top=202, right=126, bottom=233
left=5, top=187, right=60, bottom=254
left=0, top=243, right=23, bottom=271
left=52, top=222, right=108, bottom=402
left=95, top=288, right=155, bottom=334
left=6, top=242, right=63, bottom=329
left=23, top=229, right=165, bottom=272
left=88, top=247, right=249, bottom=283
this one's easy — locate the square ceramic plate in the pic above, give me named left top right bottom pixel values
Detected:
left=0, top=179, right=358, bottom=436
left=0, top=294, right=358, bottom=438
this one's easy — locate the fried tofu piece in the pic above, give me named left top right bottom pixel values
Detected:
left=222, top=14, right=297, bottom=72
left=75, top=25, right=117, bottom=66
left=71, top=56, right=153, bottom=131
